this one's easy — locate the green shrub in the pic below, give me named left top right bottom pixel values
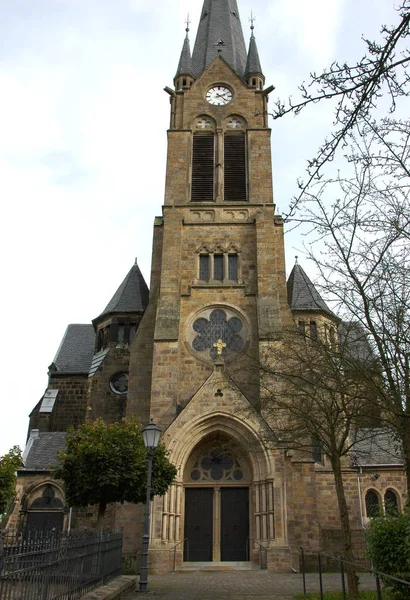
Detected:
left=366, top=510, right=410, bottom=600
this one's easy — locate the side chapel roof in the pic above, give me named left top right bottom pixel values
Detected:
left=352, top=429, right=403, bottom=467
left=22, top=431, right=67, bottom=471
left=51, top=324, right=95, bottom=374
left=192, top=0, right=248, bottom=78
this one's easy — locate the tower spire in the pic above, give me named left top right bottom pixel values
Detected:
left=244, top=11, right=264, bottom=87
left=192, top=0, right=247, bottom=78
left=174, top=14, right=195, bottom=87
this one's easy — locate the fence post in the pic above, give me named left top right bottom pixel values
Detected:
left=375, top=574, right=383, bottom=600
left=318, top=553, right=324, bottom=600
left=300, top=548, right=307, bottom=598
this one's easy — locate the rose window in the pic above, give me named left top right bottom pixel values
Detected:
left=190, top=308, right=247, bottom=361
left=110, top=372, right=129, bottom=395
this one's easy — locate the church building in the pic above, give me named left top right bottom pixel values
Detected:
left=7, top=0, right=406, bottom=573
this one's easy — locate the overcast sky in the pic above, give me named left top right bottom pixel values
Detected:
left=0, top=0, right=401, bottom=456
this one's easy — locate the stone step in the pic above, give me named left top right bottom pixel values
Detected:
left=176, top=561, right=257, bottom=572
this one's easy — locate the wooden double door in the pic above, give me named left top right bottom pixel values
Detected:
left=184, top=487, right=249, bottom=562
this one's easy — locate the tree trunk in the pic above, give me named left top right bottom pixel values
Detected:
left=96, top=501, right=107, bottom=531
left=331, top=455, right=359, bottom=600
left=403, top=425, right=410, bottom=504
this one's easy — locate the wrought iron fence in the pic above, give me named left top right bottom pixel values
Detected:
left=0, top=529, right=123, bottom=600
left=300, top=547, right=410, bottom=600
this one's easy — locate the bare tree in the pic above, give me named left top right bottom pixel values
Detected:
left=271, top=1, right=410, bottom=218
left=294, top=119, right=410, bottom=499
left=255, top=323, right=382, bottom=600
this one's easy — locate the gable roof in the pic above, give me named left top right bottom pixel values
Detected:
left=287, top=263, right=336, bottom=318
left=22, top=432, right=67, bottom=471
left=96, top=260, right=149, bottom=321
left=51, top=324, right=95, bottom=374
left=192, top=0, right=247, bottom=78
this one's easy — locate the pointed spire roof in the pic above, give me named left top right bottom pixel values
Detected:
left=192, top=0, right=247, bottom=78
left=175, top=22, right=194, bottom=79
left=245, top=30, right=263, bottom=77
left=287, top=261, right=336, bottom=318
left=96, top=259, right=149, bottom=322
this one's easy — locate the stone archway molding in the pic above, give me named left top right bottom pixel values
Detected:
left=164, top=411, right=273, bottom=483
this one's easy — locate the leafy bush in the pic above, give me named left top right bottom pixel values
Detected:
left=0, top=446, right=22, bottom=520
left=55, top=418, right=177, bottom=526
left=366, top=510, right=410, bottom=600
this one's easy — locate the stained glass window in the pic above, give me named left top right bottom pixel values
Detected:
left=365, top=490, right=381, bottom=517
left=190, top=448, right=244, bottom=482
left=192, top=309, right=244, bottom=359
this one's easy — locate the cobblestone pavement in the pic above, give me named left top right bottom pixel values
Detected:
left=125, top=572, right=377, bottom=599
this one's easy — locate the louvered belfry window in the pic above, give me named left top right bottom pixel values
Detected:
left=191, top=133, right=215, bottom=201
left=224, top=133, right=247, bottom=201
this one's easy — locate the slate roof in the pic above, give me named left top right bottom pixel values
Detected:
left=287, top=263, right=336, bottom=318
left=96, top=260, right=149, bottom=321
left=245, top=33, right=263, bottom=77
left=175, top=33, right=194, bottom=78
left=338, top=321, right=375, bottom=364
left=351, top=429, right=403, bottom=467
left=22, top=432, right=67, bottom=471
left=52, top=324, right=95, bottom=374
left=192, top=0, right=247, bottom=78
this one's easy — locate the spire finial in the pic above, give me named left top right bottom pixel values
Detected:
left=295, top=255, right=299, bottom=265
left=249, top=11, right=256, bottom=37
left=185, top=13, right=191, bottom=39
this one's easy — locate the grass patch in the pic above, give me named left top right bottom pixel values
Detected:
left=294, top=592, right=383, bottom=599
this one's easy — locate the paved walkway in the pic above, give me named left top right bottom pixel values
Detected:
left=126, top=572, right=377, bottom=599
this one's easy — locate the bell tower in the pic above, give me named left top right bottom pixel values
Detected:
left=127, top=0, right=292, bottom=429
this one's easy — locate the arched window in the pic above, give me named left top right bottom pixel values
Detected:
left=384, top=489, right=399, bottom=514
left=31, top=485, right=64, bottom=509
left=365, top=490, right=381, bottom=517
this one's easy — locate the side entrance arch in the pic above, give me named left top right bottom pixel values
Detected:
left=25, top=484, right=65, bottom=537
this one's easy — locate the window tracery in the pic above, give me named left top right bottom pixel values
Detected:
left=189, top=448, right=245, bottom=482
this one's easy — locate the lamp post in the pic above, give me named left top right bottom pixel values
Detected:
left=139, top=419, right=161, bottom=593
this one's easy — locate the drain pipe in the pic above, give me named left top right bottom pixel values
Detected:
left=357, top=467, right=365, bottom=529
left=68, top=507, right=73, bottom=534
left=283, top=450, right=288, bottom=545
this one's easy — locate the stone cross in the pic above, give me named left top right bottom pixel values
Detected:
left=213, top=338, right=227, bottom=356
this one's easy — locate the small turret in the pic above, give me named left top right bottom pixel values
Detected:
left=174, top=17, right=195, bottom=91
left=244, top=15, right=265, bottom=89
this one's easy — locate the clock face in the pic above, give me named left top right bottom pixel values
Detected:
left=206, top=85, right=233, bottom=106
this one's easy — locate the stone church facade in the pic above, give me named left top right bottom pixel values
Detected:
left=7, top=0, right=406, bottom=574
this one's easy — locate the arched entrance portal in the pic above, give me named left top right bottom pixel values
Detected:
left=183, top=435, right=251, bottom=562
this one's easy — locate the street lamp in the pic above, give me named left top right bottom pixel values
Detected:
left=139, top=419, right=161, bottom=593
